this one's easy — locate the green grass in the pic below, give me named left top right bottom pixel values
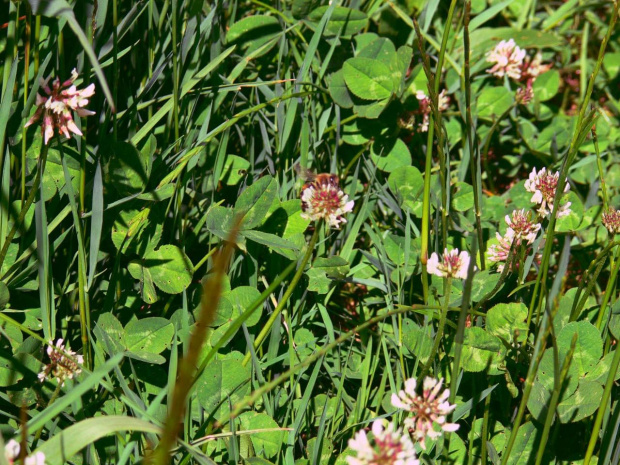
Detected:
left=0, top=0, right=620, bottom=464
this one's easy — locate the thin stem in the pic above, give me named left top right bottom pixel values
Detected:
left=596, top=248, right=620, bottom=330
left=22, top=10, right=31, bottom=208
left=463, top=2, right=485, bottom=268
left=242, top=225, right=320, bottom=366
left=584, top=338, right=620, bottom=464
left=418, top=277, right=452, bottom=383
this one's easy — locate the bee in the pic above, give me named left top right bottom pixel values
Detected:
left=294, top=164, right=341, bottom=213
left=294, top=163, right=340, bottom=191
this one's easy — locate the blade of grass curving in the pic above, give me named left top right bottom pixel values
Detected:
left=130, top=45, right=236, bottom=145
left=27, top=0, right=116, bottom=112
left=219, top=305, right=441, bottom=426
left=26, top=353, right=123, bottom=433
left=153, top=218, right=240, bottom=464
left=87, top=161, right=104, bottom=289
left=34, top=416, right=161, bottom=465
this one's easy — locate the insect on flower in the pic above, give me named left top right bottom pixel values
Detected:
left=295, top=164, right=354, bottom=229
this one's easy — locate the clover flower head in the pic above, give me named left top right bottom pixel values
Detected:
left=505, top=209, right=541, bottom=245
left=521, top=52, right=552, bottom=82
left=602, top=208, right=620, bottom=235
left=300, top=181, right=354, bottom=229
left=25, top=68, right=95, bottom=145
left=524, top=167, right=571, bottom=218
left=486, top=39, right=526, bottom=80
left=427, top=248, right=472, bottom=280
left=347, top=419, right=419, bottom=465
left=488, top=232, right=513, bottom=273
left=38, top=339, right=84, bottom=385
left=516, top=85, right=534, bottom=105
left=391, top=377, right=459, bottom=450
left=4, top=439, right=46, bottom=465
left=414, top=90, right=449, bottom=133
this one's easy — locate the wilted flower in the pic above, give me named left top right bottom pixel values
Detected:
left=516, top=85, right=534, bottom=105
left=38, top=339, right=83, bottom=385
left=347, top=419, right=419, bottom=465
left=300, top=181, right=354, bottom=229
left=25, top=68, right=95, bottom=145
left=391, top=377, right=459, bottom=450
left=4, top=439, right=46, bottom=465
left=524, top=167, right=571, bottom=218
left=521, top=52, right=552, bottom=83
left=486, top=39, right=526, bottom=80
left=602, top=208, right=620, bottom=235
left=505, top=209, right=541, bottom=245
left=427, top=248, right=472, bottom=280
left=414, top=89, right=450, bottom=133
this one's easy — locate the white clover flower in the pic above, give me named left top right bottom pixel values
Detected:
left=427, top=248, right=472, bottom=280
left=602, top=208, right=620, bottom=235
left=516, top=85, right=534, bottom=105
left=4, top=439, right=46, bottom=465
left=486, top=39, right=526, bottom=80
left=300, top=182, right=354, bottom=229
left=347, top=419, right=419, bottom=465
left=25, top=68, right=95, bottom=145
left=391, top=377, right=459, bottom=450
left=521, top=52, right=552, bottom=82
left=524, top=167, right=571, bottom=218
left=488, top=232, right=513, bottom=273
left=38, top=339, right=84, bottom=385
left=505, top=209, right=541, bottom=245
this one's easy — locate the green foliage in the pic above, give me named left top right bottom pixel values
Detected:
left=0, top=0, right=619, bottom=464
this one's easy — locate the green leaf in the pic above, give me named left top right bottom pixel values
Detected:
left=342, top=58, right=394, bottom=101
left=235, top=176, right=278, bottom=230
left=128, top=260, right=159, bottom=304
left=452, top=182, right=474, bottom=212
left=225, top=15, right=281, bottom=56
left=557, top=381, right=604, bottom=423
left=603, top=52, right=620, bottom=78
left=557, top=321, right=602, bottom=377
left=196, top=352, right=251, bottom=421
left=206, top=205, right=238, bottom=241
left=125, top=317, right=174, bottom=355
left=308, top=6, right=368, bottom=36
left=292, top=0, right=320, bottom=19
left=34, top=416, right=163, bottom=465
left=388, top=166, right=424, bottom=214
left=477, top=86, right=513, bottom=121
left=94, top=313, right=126, bottom=355
left=143, top=245, right=194, bottom=294
left=0, top=281, right=8, bottom=307
left=370, top=138, right=411, bottom=172
left=504, top=422, right=538, bottom=465
left=228, top=286, right=263, bottom=327
left=470, top=270, right=501, bottom=302
left=532, top=70, right=560, bottom=101
left=107, top=141, right=150, bottom=196
left=458, top=327, right=506, bottom=374
left=402, top=319, right=432, bottom=362
left=486, top=302, right=528, bottom=344
left=221, top=155, right=250, bottom=186
left=328, top=70, right=355, bottom=109
left=238, top=412, right=285, bottom=459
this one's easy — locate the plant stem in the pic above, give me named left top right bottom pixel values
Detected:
left=584, top=337, right=620, bottom=464
left=242, top=225, right=320, bottom=366
left=418, top=277, right=452, bottom=383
